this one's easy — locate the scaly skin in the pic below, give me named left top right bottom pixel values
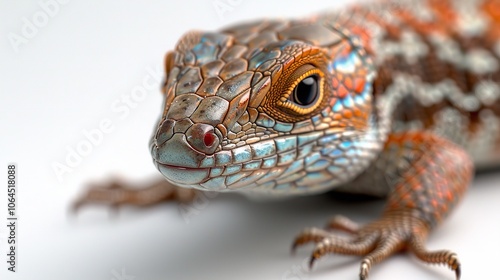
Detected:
left=75, top=0, right=500, bottom=278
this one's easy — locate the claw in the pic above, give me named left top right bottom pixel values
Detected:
left=291, top=236, right=304, bottom=254
left=409, top=236, right=462, bottom=279
left=359, top=260, right=370, bottom=280
left=448, top=253, right=461, bottom=280
left=309, top=255, right=317, bottom=270
left=291, top=228, right=332, bottom=254
left=291, top=241, right=299, bottom=255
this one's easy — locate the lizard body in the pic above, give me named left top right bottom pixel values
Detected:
left=154, top=0, right=500, bottom=196
left=76, top=0, right=500, bottom=278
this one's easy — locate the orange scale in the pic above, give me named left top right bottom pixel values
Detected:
left=353, top=107, right=363, bottom=117
left=401, top=192, right=410, bottom=202
left=329, top=97, right=338, bottom=106
left=437, top=191, right=443, bottom=199
left=337, top=83, right=349, bottom=98
left=431, top=199, right=438, bottom=208
left=344, top=76, right=354, bottom=91
left=354, top=77, right=366, bottom=94
left=445, top=191, right=453, bottom=202
left=336, top=72, right=344, bottom=82
left=349, top=26, right=371, bottom=45
left=407, top=200, right=416, bottom=209
left=331, top=77, right=339, bottom=88
left=342, top=109, right=353, bottom=119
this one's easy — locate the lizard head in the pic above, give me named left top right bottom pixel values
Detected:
left=150, top=20, right=379, bottom=194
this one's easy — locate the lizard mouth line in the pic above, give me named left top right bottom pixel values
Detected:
left=155, top=162, right=208, bottom=171
left=155, top=162, right=211, bottom=185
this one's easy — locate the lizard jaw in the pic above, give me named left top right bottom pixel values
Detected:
left=156, top=162, right=210, bottom=186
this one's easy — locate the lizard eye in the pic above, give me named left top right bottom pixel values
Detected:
left=276, top=64, right=325, bottom=116
left=291, top=75, right=319, bottom=106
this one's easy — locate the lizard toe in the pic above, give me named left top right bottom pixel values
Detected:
left=72, top=178, right=197, bottom=214
left=294, top=210, right=461, bottom=279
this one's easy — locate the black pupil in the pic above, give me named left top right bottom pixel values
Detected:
left=293, top=75, right=318, bottom=106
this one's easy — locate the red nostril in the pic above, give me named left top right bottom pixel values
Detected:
left=186, top=123, right=219, bottom=154
left=203, top=132, right=216, bottom=147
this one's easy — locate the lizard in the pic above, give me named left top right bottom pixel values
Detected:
left=73, top=0, right=500, bottom=279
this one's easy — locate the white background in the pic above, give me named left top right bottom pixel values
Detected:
left=1, top=0, right=499, bottom=279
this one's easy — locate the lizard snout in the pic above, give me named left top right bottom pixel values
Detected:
left=151, top=118, right=220, bottom=167
left=154, top=118, right=219, bottom=155
left=150, top=118, right=216, bottom=186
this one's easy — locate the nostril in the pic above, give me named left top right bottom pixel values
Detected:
left=203, top=132, right=216, bottom=147
left=186, top=123, right=219, bottom=154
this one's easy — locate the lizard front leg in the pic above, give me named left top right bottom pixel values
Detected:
left=293, top=131, right=473, bottom=279
left=72, top=177, right=198, bottom=213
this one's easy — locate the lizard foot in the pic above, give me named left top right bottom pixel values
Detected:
left=292, top=211, right=460, bottom=279
left=72, top=178, right=197, bottom=213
